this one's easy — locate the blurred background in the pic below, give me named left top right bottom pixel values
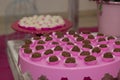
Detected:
left=0, top=0, right=97, bottom=35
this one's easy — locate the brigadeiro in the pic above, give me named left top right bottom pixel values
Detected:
left=37, top=40, right=45, bottom=44
left=79, top=51, right=90, bottom=59
left=61, top=51, right=71, bottom=59
left=114, top=41, right=120, bottom=48
left=47, top=55, right=59, bottom=65
left=55, top=31, right=64, bottom=38
left=66, top=42, right=74, bottom=50
left=45, top=36, right=53, bottom=41
left=24, top=39, right=32, bottom=45
left=44, top=49, right=53, bottom=57
left=71, top=46, right=80, bottom=56
left=62, top=37, right=70, bottom=42
left=92, top=47, right=101, bottom=57
left=68, top=30, right=76, bottom=35
left=99, top=44, right=108, bottom=51
left=113, top=48, right=120, bottom=56
left=21, top=44, right=30, bottom=48
left=35, top=45, right=44, bottom=51
left=54, top=46, right=63, bottom=54
left=33, top=36, right=41, bottom=40
left=87, top=34, right=95, bottom=42
left=81, top=31, right=91, bottom=38
left=98, top=38, right=107, bottom=44
left=82, top=44, right=93, bottom=51
left=102, top=52, right=114, bottom=62
left=96, top=33, right=104, bottom=39
left=84, top=55, right=97, bottom=65
left=23, top=48, right=32, bottom=57
left=76, top=36, right=84, bottom=42
left=82, top=39, right=91, bottom=45
left=31, top=52, right=42, bottom=61
left=64, top=57, right=77, bottom=67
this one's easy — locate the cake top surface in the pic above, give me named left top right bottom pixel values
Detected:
left=19, top=15, right=65, bottom=29
left=19, top=30, right=120, bottom=69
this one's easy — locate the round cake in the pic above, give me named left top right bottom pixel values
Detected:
left=19, top=30, right=120, bottom=80
left=18, top=15, right=65, bottom=30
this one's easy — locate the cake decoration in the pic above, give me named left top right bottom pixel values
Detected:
left=37, top=40, right=45, bottom=44
left=64, top=57, right=77, bottom=67
left=22, top=44, right=30, bottom=48
left=68, top=30, right=75, bottom=35
left=55, top=31, right=64, bottom=38
left=24, top=48, right=32, bottom=54
left=76, top=36, right=84, bottom=42
left=35, top=45, right=44, bottom=50
left=114, top=41, right=120, bottom=48
left=62, top=37, right=69, bottom=42
left=82, top=44, right=93, bottom=51
left=54, top=46, right=63, bottom=51
left=47, top=55, right=60, bottom=65
left=31, top=52, right=42, bottom=61
left=33, top=36, right=41, bottom=40
left=45, top=36, right=53, bottom=41
left=71, top=46, right=80, bottom=52
left=92, top=47, right=101, bottom=57
left=79, top=51, right=90, bottom=59
left=88, top=34, right=95, bottom=39
left=61, top=51, right=71, bottom=58
left=113, top=48, right=120, bottom=56
left=52, top=42, right=59, bottom=45
left=102, top=52, right=114, bottom=62
left=44, top=49, right=53, bottom=55
left=24, top=39, right=32, bottom=44
left=82, top=40, right=91, bottom=45
left=84, top=55, right=97, bottom=65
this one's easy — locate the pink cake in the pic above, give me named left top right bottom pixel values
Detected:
left=19, top=30, right=120, bottom=80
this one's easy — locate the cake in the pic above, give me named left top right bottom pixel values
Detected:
left=19, top=30, right=120, bottom=80
left=18, top=15, right=65, bottom=30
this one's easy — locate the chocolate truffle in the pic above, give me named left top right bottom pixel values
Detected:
left=97, top=33, right=104, bottom=36
left=44, top=49, right=53, bottom=55
left=107, top=36, right=115, bottom=40
left=80, top=51, right=90, bottom=56
left=32, top=52, right=41, bottom=58
left=82, top=31, right=90, bottom=34
left=52, top=42, right=59, bottom=45
left=24, top=39, right=32, bottom=44
left=37, top=40, right=45, bottom=44
left=24, top=48, right=32, bottom=54
left=76, top=36, right=84, bottom=41
left=113, top=48, right=120, bottom=52
left=98, top=38, right=106, bottom=42
left=92, top=47, right=101, bottom=53
left=33, top=36, right=41, bottom=40
left=62, top=51, right=71, bottom=57
left=67, top=42, right=74, bottom=45
left=103, top=52, right=113, bottom=58
left=62, top=37, right=69, bottom=42
left=84, top=55, right=96, bottom=62
left=71, top=46, right=80, bottom=52
left=65, top=57, right=76, bottom=63
left=54, top=46, right=63, bottom=51
left=99, top=44, right=107, bottom=48
left=88, top=35, right=95, bottom=39
left=68, top=30, right=75, bottom=35
left=55, top=31, right=64, bottom=38
left=115, top=41, right=120, bottom=45
left=82, top=40, right=91, bottom=44
left=22, top=44, right=30, bottom=48
left=49, top=56, right=58, bottom=62
left=83, top=44, right=93, bottom=49
left=35, top=45, right=44, bottom=50
left=45, top=36, right=53, bottom=41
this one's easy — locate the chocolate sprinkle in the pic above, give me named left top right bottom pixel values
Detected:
left=92, top=47, right=101, bottom=53
left=24, top=48, right=32, bottom=54
left=54, top=46, right=63, bottom=51
left=49, top=56, right=58, bottom=62
left=62, top=51, right=71, bottom=57
left=32, top=52, right=41, bottom=58
left=103, top=52, right=113, bottom=58
left=44, top=49, right=53, bottom=55
left=71, top=46, right=80, bottom=52
left=84, top=55, right=96, bottom=62
left=80, top=51, right=90, bottom=56
left=65, top=57, right=76, bottom=63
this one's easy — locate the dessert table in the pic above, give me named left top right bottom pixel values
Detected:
left=7, top=40, right=32, bottom=80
